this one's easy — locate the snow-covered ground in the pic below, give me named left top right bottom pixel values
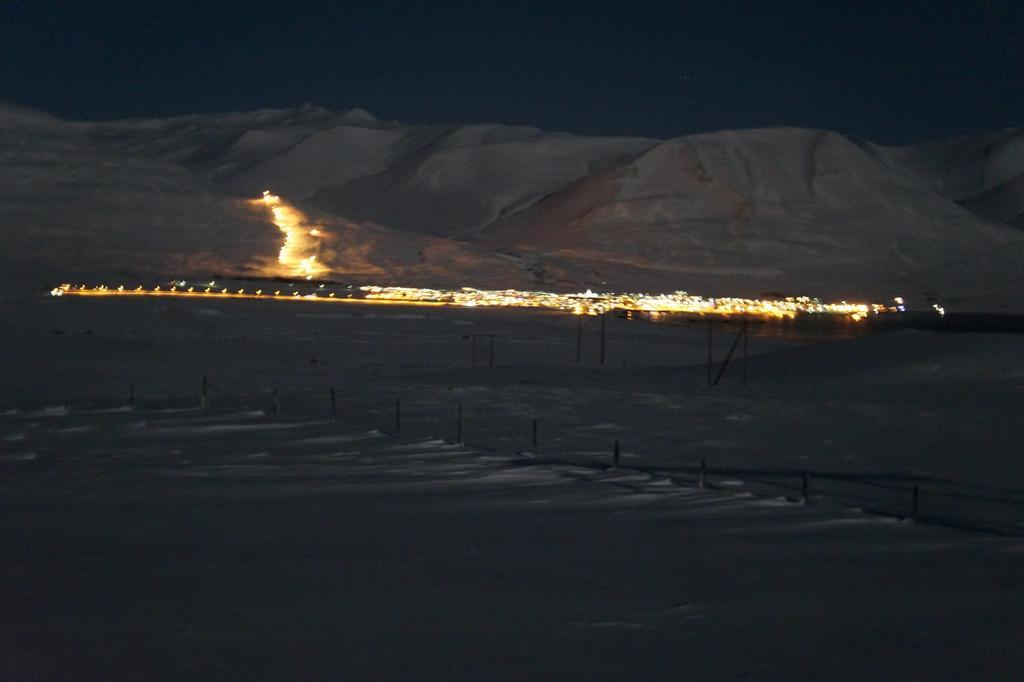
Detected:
left=2, top=295, right=1023, bottom=679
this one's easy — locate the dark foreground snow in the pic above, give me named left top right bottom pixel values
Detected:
left=2, top=296, right=1023, bottom=680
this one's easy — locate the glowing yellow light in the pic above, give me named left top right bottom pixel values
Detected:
left=250, top=191, right=331, bottom=280
left=47, top=279, right=901, bottom=322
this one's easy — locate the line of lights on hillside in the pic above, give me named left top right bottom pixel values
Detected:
left=250, top=191, right=329, bottom=280
left=50, top=282, right=902, bottom=320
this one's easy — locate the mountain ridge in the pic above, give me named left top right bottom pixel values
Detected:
left=2, top=103, right=1022, bottom=308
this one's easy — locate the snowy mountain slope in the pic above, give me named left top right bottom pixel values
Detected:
left=82, top=107, right=1024, bottom=306
left=4, top=103, right=1024, bottom=307
left=286, top=211, right=537, bottom=288
left=869, top=128, right=1024, bottom=228
left=0, top=104, right=275, bottom=294
left=0, top=104, right=532, bottom=293
left=87, top=109, right=657, bottom=238
left=477, top=128, right=1024, bottom=302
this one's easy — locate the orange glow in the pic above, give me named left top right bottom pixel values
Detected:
left=49, top=282, right=895, bottom=320
left=50, top=283, right=449, bottom=307
left=250, top=191, right=330, bottom=280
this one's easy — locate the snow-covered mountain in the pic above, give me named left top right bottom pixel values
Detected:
left=3, top=103, right=1022, bottom=308
left=873, top=130, right=1024, bottom=228
left=0, top=104, right=273, bottom=290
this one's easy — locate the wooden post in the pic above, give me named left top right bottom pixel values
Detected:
left=599, top=314, right=607, bottom=365
left=575, top=315, right=582, bottom=364
left=707, top=321, right=713, bottom=385
left=912, top=485, right=920, bottom=520
left=741, top=320, right=749, bottom=387
left=613, top=439, right=620, bottom=468
left=395, top=397, right=401, bottom=435
left=200, top=375, right=208, bottom=410
left=456, top=403, right=463, bottom=444
left=801, top=473, right=810, bottom=504
left=531, top=418, right=538, bottom=451
left=698, top=458, right=706, bottom=490
left=330, top=387, right=337, bottom=421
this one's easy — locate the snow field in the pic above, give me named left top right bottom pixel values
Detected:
left=3, top=399, right=1023, bottom=680
left=2, top=296, right=1024, bottom=679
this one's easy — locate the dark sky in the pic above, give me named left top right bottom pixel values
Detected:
left=1, top=0, right=1021, bottom=143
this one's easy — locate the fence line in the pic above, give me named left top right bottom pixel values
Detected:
left=4, top=382, right=1022, bottom=538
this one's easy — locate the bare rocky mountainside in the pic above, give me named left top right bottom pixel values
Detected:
left=3, top=103, right=1022, bottom=307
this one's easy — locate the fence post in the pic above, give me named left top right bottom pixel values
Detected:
left=456, top=403, right=463, bottom=444
left=742, top=321, right=749, bottom=386
left=698, top=458, right=706, bottom=490
left=613, top=439, right=620, bottom=468
left=707, top=321, right=713, bottom=385
left=575, top=315, right=582, bottom=364
left=600, top=314, right=607, bottom=365
left=801, top=473, right=810, bottom=504
left=200, top=375, right=208, bottom=410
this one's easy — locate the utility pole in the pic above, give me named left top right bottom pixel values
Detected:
left=575, top=315, right=583, bottom=364
left=599, top=314, right=607, bottom=364
left=707, top=321, right=713, bottom=385
left=712, top=322, right=747, bottom=386
left=464, top=334, right=497, bottom=368
left=742, top=320, right=749, bottom=386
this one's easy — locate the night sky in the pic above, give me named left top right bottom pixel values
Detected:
left=1, top=0, right=1021, bottom=143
